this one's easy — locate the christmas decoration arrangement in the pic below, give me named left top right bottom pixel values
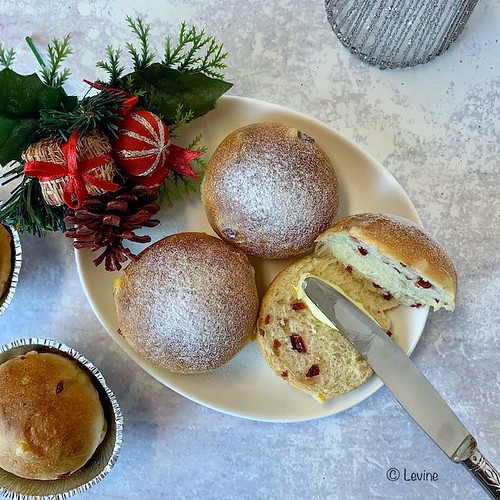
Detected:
left=0, top=17, right=232, bottom=271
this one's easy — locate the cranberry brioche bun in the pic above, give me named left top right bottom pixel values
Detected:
left=201, top=122, right=339, bottom=259
left=257, top=212, right=457, bottom=402
left=113, top=232, right=259, bottom=373
left=257, top=254, right=398, bottom=402
left=316, top=213, right=457, bottom=311
left=0, top=351, right=106, bottom=480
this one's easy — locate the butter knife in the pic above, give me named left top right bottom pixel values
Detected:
left=302, top=276, right=500, bottom=499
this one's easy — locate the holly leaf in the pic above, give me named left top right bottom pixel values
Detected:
left=123, top=63, right=232, bottom=121
left=0, top=116, right=39, bottom=166
left=0, top=68, right=77, bottom=164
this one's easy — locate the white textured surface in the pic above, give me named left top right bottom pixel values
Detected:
left=0, top=1, right=499, bottom=499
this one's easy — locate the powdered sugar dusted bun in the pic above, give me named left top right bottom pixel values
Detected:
left=113, top=232, right=259, bottom=373
left=201, top=122, right=339, bottom=259
left=316, top=213, right=458, bottom=310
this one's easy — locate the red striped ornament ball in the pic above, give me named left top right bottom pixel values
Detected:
left=112, top=110, right=171, bottom=177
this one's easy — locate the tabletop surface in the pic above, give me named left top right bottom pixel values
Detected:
left=0, top=1, right=499, bottom=499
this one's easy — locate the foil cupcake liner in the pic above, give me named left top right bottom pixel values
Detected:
left=0, top=225, right=22, bottom=316
left=0, top=338, right=123, bottom=500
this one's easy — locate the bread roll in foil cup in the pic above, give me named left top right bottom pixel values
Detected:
left=0, top=338, right=123, bottom=499
left=0, top=225, right=22, bottom=316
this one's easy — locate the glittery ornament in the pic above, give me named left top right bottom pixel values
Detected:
left=112, top=109, right=201, bottom=187
left=111, top=110, right=171, bottom=179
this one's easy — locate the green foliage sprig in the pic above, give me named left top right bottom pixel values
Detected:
left=26, top=35, right=73, bottom=87
left=125, top=16, right=155, bottom=71
left=96, top=46, right=125, bottom=86
left=164, top=22, right=228, bottom=79
left=39, top=90, right=127, bottom=139
left=0, top=44, right=15, bottom=69
left=0, top=164, right=66, bottom=236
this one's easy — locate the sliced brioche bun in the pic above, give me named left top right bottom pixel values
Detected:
left=0, top=351, right=106, bottom=480
left=113, top=232, right=259, bottom=373
left=316, top=213, right=457, bottom=311
left=0, top=224, right=12, bottom=298
left=201, top=122, right=339, bottom=259
left=257, top=253, right=398, bottom=402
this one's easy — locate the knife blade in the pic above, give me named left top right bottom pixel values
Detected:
left=301, top=276, right=500, bottom=499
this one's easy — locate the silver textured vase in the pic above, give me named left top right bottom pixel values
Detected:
left=325, top=0, right=480, bottom=69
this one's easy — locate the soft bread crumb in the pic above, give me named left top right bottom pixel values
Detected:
left=257, top=254, right=397, bottom=401
left=316, top=213, right=457, bottom=310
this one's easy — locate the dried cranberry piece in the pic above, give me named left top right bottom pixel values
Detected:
left=411, top=303, right=422, bottom=308
left=291, top=301, right=306, bottom=311
left=383, top=292, right=393, bottom=300
left=290, top=335, right=307, bottom=353
left=273, top=339, right=282, bottom=355
left=416, top=277, right=432, bottom=289
left=357, top=246, right=368, bottom=256
left=306, top=364, right=320, bottom=377
left=281, top=371, right=289, bottom=378
left=346, top=265, right=353, bottom=273
left=264, top=314, right=271, bottom=325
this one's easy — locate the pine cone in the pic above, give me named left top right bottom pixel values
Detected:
left=65, top=184, right=160, bottom=271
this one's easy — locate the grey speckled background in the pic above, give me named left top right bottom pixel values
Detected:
left=0, top=1, right=499, bottom=499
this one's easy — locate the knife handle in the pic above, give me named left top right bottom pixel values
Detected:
left=462, top=448, right=500, bottom=499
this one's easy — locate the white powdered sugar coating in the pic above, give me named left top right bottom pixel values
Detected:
left=202, top=123, right=339, bottom=258
left=114, top=233, right=259, bottom=373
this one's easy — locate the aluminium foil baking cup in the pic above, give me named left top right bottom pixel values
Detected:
left=0, top=225, right=22, bottom=316
left=0, top=338, right=123, bottom=500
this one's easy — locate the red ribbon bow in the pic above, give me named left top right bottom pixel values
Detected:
left=24, top=130, right=119, bottom=209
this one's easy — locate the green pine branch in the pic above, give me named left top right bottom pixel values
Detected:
left=39, top=90, right=126, bottom=139
left=164, top=22, right=227, bottom=79
left=0, top=44, right=15, bottom=69
left=25, top=35, right=73, bottom=87
left=126, top=16, right=156, bottom=70
left=96, top=45, right=125, bottom=85
left=169, top=103, right=195, bottom=134
left=0, top=164, right=66, bottom=236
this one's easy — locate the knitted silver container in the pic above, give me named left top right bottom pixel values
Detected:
left=325, top=0, right=479, bottom=69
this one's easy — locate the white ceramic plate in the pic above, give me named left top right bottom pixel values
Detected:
left=76, top=95, right=429, bottom=422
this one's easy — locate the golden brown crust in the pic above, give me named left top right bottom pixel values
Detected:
left=114, top=232, right=259, bottom=373
left=317, top=213, right=458, bottom=301
left=201, top=122, right=339, bottom=259
left=0, top=352, right=106, bottom=480
left=0, top=224, right=13, bottom=299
